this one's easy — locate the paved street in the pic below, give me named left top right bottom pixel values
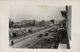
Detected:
left=10, top=26, right=56, bottom=48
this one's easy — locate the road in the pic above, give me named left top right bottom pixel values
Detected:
left=10, top=26, right=56, bottom=48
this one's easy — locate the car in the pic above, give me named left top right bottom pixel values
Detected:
left=51, top=33, right=58, bottom=37
left=47, top=30, right=52, bottom=33
left=45, top=33, right=49, bottom=36
left=38, top=34, right=43, bottom=37
left=28, top=29, right=32, bottom=33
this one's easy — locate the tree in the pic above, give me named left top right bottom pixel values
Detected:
left=13, top=33, right=17, bottom=37
left=50, top=19, right=55, bottom=24
left=39, top=20, right=45, bottom=26
left=9, top=19, right=14, bottom=28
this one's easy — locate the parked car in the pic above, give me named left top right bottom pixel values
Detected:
left=45, top=33, right=49, bottom=36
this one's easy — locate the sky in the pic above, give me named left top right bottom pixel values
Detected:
left=9, top=1, right=66, bottom=22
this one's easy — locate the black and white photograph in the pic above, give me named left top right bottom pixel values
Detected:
left=9, top=3, right=71, bottom=49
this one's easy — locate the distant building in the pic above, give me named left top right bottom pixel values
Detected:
left=13, top=22, right=26, bottom=28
